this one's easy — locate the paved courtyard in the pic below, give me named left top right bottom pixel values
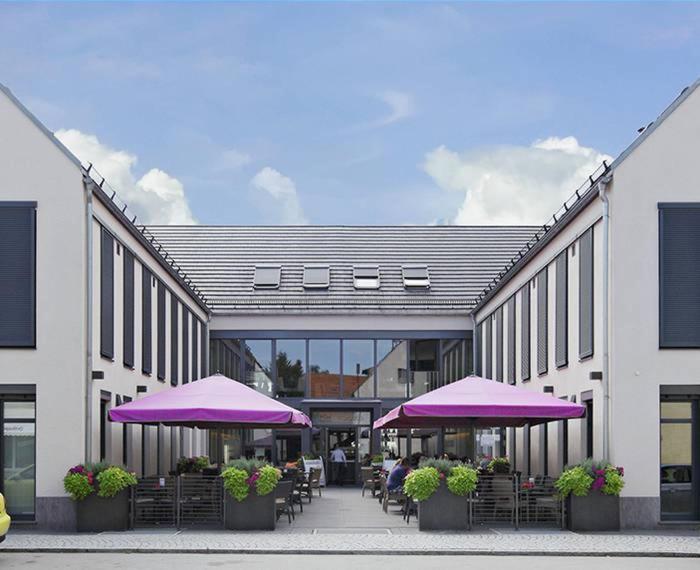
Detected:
left=2, top=488, right=699, bottom=557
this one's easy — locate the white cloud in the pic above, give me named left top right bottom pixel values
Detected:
left=422, top=136, right=612, bottom=225
left=55, top=129, right=196, bottom=225
left=374, top=90, right=416, bottom=126
left=251, top=167, right=308, bottom=225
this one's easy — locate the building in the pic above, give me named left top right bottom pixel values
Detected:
left=0, top=78, right=699, bottom=529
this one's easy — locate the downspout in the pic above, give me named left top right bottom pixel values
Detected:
left=82, top=173, right=94, bottom=463
left=598, top=174, right=612, bottom=462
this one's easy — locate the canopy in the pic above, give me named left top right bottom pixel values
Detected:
left=373, top=375, right=585, bottom=429
left=109, top=374, right=312, bottom=429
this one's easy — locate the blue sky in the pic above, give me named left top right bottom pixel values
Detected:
left=1, top=2, right=699, bottom=225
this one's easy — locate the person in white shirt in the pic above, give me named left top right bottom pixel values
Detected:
left=330, top=444, right=347, bottom=486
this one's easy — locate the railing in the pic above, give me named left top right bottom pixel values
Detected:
left=132, top=476, right=177, bottom=528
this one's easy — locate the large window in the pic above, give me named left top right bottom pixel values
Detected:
left=210, top=339, right=243, bottom=379
left=537, top=268, right=548, bottom=375
left=100, top=227, right=114, bottom=359
left=376, top=340, right=408, bottom=398
left=555, top=250, right=568, bottom=368
left=343, top=340, right=374, bottom=398
left=0, top=202, right=36, bottom=347
left=2, top=399, right=35, bottom=519
left=507, top=296, right=516, bottom=384
left=521, top=284, right=531, bottom=381
left=123, top=250, right=135, bottom=368
left=495, top=307, right=504, bottom=382
left=579, top=227, right=594, bottom=358
left=244, top=340, right=273, bottom=396
left=141, top=268, right=152, bottom=375
left=276, top=339, right=305, bottom=397
left=442, top=339, right=468, bottom=384
left=409, top=340, right=439, bottom=397
left=309, top=340, right=341, bottom=398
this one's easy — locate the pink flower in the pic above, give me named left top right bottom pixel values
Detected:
left=617, top=467, right=624, bottom=477
left=591, top=476, right=605, bottom=491
left=594, top=469, right=605, bottom=476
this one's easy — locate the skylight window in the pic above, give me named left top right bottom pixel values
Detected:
left=254, top=265, right=281, bottom=289
left=303, top=265, right=330, bottom=289
left=353, top=265, right=380, bottom=289
left=402, top=265, right=430, bottom=288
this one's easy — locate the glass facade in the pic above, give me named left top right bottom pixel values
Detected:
left=309, top=339, right=341, bottom=398
left=376, top=340, right=408, bottom=398
left=409, top=340, right=440, bottom=397
left=343, top=340, right=374, bottom=398
left=276, top=339, right=305, bottom=398
left=244, top=340, right=274, bottom=397
left=2, top=399, right=36, bottom=519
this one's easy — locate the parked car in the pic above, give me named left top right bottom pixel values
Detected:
left=661, top=464, right=692, bottom=517
left=0, top=493, right=11, bottom=542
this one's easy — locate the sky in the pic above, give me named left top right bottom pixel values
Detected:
left=1, top=2, right=699, bottom=226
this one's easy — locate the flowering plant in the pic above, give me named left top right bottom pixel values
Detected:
left=221, top=460, right=282, bottom=502
left=521, top=481, right=535, bottom=490
left=176, top=455, right=210, bottom=475
left=555, top=459, right=625, bottom=498
left=487, top=457, right=511, bottom=474
left=404, top=460, right=478, bottom=501
left=63, top=463, right=137, bottom=501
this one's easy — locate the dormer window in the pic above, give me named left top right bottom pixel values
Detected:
left=353, top=265, right=380, bottom=289
left=254, top=265, right=281, bottom=289
left=303, top=265, right=330, bottom=289
left=402, top=265, right=430, bottom=288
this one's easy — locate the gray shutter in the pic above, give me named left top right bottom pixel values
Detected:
left=475, top=322, right=482, bottom=377
left=123, top=249, right=135, bottom=368
left=579, top=227, right=594, bottom=357
left=192, top=315, right=198, bottom=381
left=141, top=268, right=152, bottom=374
left=182, top=308, right=189, bottom=384
left=171, top=295, right=179, bottom=386
left=507, top=295, right=516, bottom=384
left=555, top=250, right=568, bottom=368
left=0, top=202, right=36, bottom=347
left=484, top=316, right=493, bottom=379
left=521, top=285, right=530, bottom=381
left=496, top=306, right=504, bottom=382
left=157, top=281, right=166, bottom=381
left=658, top=204, right=700, bottom=347
left=200, top=319, right=207, bottom=378
left=537, top=268, right=548, bottom=375
left=100, top=227, right=114, bottom=359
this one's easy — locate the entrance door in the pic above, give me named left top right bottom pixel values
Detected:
left=327, top=428, right=358, bottom=485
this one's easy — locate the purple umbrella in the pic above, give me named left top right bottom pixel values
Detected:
left=109, top=374, right=312, bottom=428
left=373, top=376, right=585, bottom=429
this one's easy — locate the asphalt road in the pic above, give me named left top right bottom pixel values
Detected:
left=0, top=554, right=697, bottom=569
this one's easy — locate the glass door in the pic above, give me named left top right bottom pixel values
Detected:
left=1, top=400, right=36, bottom=520
left=327, top=428, right=357, bottom=485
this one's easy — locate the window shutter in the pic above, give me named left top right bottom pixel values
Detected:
left=485, top=316, right=493, bottom=379
left=496, top=306, right=504, bottom=382
left=537, top=268, right=548, bottom=375
left=521, top=285, right=530, bottom=381
left=659, top=204, right=700, bottom=347
left=507, top=295, right=516, bottom=384
left=475, top=322, right=483, bottom=377
left=182, top=308, right=189, bottom=384
left=579, top=227, right=594, bottom=358
left=555, top=250, right=568, bottom=368
left=0, top=202, right=36, bottom=347
left=100, top=227, right=114, bottom=359
left=200, top=319, right=207, bottom=378
left=170, top=296, right=179, bottom=386
left=123, top=249, right=135, bottom=368
left=157, top=281, right=166, bottom=381
left=141, top=268, right=152, bottom=374
left=191, top=315, right=198, bottom=381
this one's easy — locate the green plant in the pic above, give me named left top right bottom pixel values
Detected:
left=96, top=467, right=138, bottom=498
left=487, top=457, right=510, bottom=474
left=555, top=466, right=594, bottom=498
left=371, top=454, right=384, bottom=464
left=403, top=467, right=440, bottom=502
left=255, top=465, right=281, bottom=496
left=177, top=455, right=210, bottom=474
left=446, top=465, right=478, bottom=496
left=602, top=466, right=624, bottom=496
left=222, top=467, right=250, bottom=502
left=227, top=458, right=265, bottom=475
left=64, top=472, right=94, bottom=501
left=418, top=457, right=459, bottom=474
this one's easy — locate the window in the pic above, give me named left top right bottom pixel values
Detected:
left=245, top=340, right=273, bottom=396
left=100, top=392, right=111, bottom=462
left=170, top=296, right=179, bottom=386
left=123, top=250, right=135, bottom=369
left=200, top=319, right=207, bottom=378
left=0, top=202, right=36, bottom=347
left=659, top=204, right=700, bottom=347
left=121, top=396, right=132, bottom=467
left=402, top=265, right=430, bottom=288
left=495, top=307, right=504, bottom=382
left=409, top=340, right=439, bottom=396
left=484, top=316, right=493, bottom=379
left=541, top=423, right=549, bottom=477
left=537, top=268, right=548, bottom=375
left=2, top=397, right=36, bottom=519
left=303, top=265, right=330, bottom=289
left=507, top=296, right=516, bottom=384
left=254, top=265, right=281, bottom=289
left=521, top=285, right=531, bottom=381
left=182, top=308, right=189, bottom=384
left=100, top=228, right=114, bottom=359
left=191, top=316, right=198, bottom=381
left=555, top=250, right=568, bottom=368
left=579, top=227, right=594, bottom=358
left=582, top=392, right=593, bottom=458
left=142, top=268, right=152, bottom=374
left=309, top=339, right=340, bottom=397
left=376, top=340, right=408, bottom=398
left=353, top=265, right=380, bottom=289
left=157, top=281, right=166, bottom=381
left=276, top=339, right=306, bottom=397
left=343, top=339, right=374, bottom=397
left=475, top=323, right=483, bottom=377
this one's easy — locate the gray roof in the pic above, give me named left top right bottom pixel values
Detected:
left=146, top=225, right=537, bottom=315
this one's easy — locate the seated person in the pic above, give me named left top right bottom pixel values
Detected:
left=386, top=457, right=410, bottom=492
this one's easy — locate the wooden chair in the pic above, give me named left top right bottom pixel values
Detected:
left=275, top=480, right=295, bottom=524
left=361, top=466, right=379, bottom=497
left=307, top=467, right=322, bottom=498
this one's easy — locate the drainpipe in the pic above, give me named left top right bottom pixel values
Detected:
left=82, top=173, right=94, bottom=463
left=598, top=174, right=612, bottom=462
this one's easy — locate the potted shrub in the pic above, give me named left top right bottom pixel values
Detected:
left=221, top=459, right=282, bottom=530
left=555, top=460, right=624, bottom=531
left=403, top=459, right=478, bottom=531
left=177, top=455, right=210, bottom=475
left=63, top=463, right=137, bottom=532
left=487, top=457, right=510, bottom=474
left=371, top=454, right=384, bottom=467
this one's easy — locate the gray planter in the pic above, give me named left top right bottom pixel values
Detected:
left=224, top=492, right=276, bottom=530
left=567, top=493, right=620, bottom=531
left=418, top=482, right=469, bottom=531
left=76, top=490, right=130, bottom=532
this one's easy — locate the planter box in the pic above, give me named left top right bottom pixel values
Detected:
left=418, top=483, right=469, bottom=531
left=76, top=490, right=130, bottom=532
left=224, top=492, right=276, bottom=530
left=567, top=493, right=620, bottom=531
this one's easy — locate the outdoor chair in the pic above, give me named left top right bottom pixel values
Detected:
left=275, top=480, right=295, bottom=524
left=491, top=476, right=516, bottom=524
left=291, top=470, right=305, bottom=512
left=361, top=466, right=380, bottom=497
left=379, top=475, right=405, bottom=513
left=307, top=467, right=322, bottom=498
